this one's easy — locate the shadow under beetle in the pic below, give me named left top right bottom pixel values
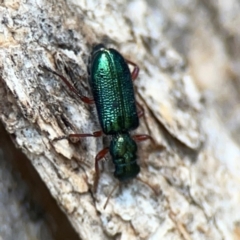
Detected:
left=45, top=44, right=152, bottom=206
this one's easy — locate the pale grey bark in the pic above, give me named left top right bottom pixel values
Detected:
left=0, top=0, right=240, bottom=240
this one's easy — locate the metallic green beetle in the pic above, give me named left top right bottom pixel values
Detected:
left=43, top=44, right=151, bottom=193
left=88, top=44, right=150, bottom=183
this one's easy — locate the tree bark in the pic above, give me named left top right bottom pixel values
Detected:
left=0, top=0, right=240, bottom=239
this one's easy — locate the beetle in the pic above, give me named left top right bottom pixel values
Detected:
left=88, top=44, right=151, bottom=184
left=42, top=44, right=152, bottom=206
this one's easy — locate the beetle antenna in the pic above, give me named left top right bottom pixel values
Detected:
left=136, top=177, right=159, bottom=195
left=103, top=182, right=120, bottom=209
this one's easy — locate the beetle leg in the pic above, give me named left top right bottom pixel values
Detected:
left=124, top=61, right=143, bottom=116
left=68, top=130, right=103, bottom=139
left=125, top=59, right=139, bottom=81
left=94, top=147, right=110, bottom=192
left=132, top=134, right=150, bottom=142
left=53, top=130, right=103, bottom=142
left=136, top=102, right=144, bottom=118
left=132, top=134, right=154, bottom=144
left=133, top=134, right=156, bottom=167
left=40, top=66, right=94, bottom=104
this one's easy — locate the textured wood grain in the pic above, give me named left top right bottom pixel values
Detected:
left=1, top=0, right=240, bottom=239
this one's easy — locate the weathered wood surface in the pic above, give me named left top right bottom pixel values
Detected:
left=0, top=0, right=240, bottom=239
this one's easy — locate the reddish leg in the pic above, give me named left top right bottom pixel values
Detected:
left=132, top=134, right=155, bottom=144
left=53, top=130, right=103, bottom=142
left=133, top=134, right=155, bottom=168
left=69, top=130, right=102, bottom=138
left=94, top=147, right=109, bottom=192
left=136, top=102, right=144, bottom=118
left=126, top=59, right=140, bottom=81
left=125, top=60, right=143, bottom=117
left=132, top=134, right=150, bottom=142
left=41, top=66, right=94, bottom=104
